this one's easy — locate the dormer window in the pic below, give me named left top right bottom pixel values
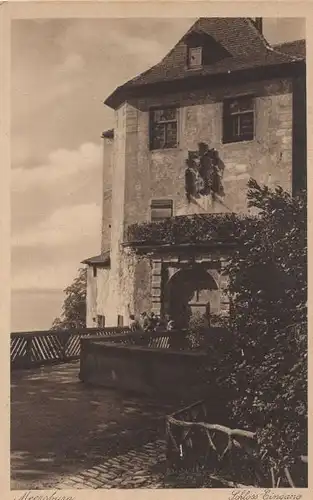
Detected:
left=185, top=31, right=231, bottom=68
left=188, top=46, right=202, bottom=69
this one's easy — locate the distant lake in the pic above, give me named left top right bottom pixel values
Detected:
left=11, top=288, right=64, bottom=332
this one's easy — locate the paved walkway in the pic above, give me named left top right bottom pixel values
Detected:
left=57, top=440, right=166, bottom=489
left=11, top=361, right=177, bottom=490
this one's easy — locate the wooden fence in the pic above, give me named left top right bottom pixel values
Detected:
left=165, top=400, right=308, bottom=488
left=92, top=329, right=173, bottom=349
left=10, top=327, right=131, bottom=369
left=11, top=326, right=226, bottom=369
left=84, top=328, right=205, bottom=350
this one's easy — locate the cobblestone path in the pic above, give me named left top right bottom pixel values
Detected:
left=57, top=439, right=166, bottom=489
left=11, top=361, right=177, bottom=490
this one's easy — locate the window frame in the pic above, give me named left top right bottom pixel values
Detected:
left=149, top=106, right=178, bottom=151
left=187, top=46, right=203, bottom=69
left=222, top=95, right=255, bottom=144
left=150, top=199, right=173, bottom=222
left=117, top=315, right=124, bottom=327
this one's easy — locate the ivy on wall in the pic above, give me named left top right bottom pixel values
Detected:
left=127, top=213, right=261, bottom=247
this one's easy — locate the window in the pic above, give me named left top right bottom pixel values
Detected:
left=188, top=46, right=202, bottom=69
left=93, top=266, right=97, bottom=278
left=117, top=315, right=124, bottom=327
left=149, top=108, right=178, bottom=150
left=223, top=96, right=254, bottom=143
left=97, top=315, right=105, bottom=328
left=151, top=199, right=173, bottom=221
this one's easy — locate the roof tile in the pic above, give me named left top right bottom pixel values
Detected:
left=105, top=18, right=305, bottom=109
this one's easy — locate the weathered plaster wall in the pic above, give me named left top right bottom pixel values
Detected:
left=80, top=339, right=209, bottom=399
left=96, top=267, right=110, bottom=318
left=100, top=102, right=148, bottom=325
left=96, top=77, right=294, bottom=324
left=86, top=267, right=97, bottom=327
left=124, top=78, right=293, bottom=223
left=133, top=256, right=152, bottom=316
left=104, top=104, right=127, bottom=325
left=101, top=138, right=113, bottom=254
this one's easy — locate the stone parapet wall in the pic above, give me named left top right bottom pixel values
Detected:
left=79, top=339, right=208, bottom=400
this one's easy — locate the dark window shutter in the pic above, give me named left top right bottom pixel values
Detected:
left=150, top=199, right=173, bottom=221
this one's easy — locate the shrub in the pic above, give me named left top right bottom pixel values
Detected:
left=187, top=311, right=209, bottom=349
left=218, top=180, right=307, bottom=483
left=127, top=213, right=259, bottom=247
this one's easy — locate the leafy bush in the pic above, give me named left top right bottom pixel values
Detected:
left=127, top=213, right=259, bottom=246
left=187, top=311, right=209, bottom=349
left=217, top=180, right=307, bottom=483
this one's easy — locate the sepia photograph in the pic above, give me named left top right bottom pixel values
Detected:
left=10, top=12, right=307, bottom=491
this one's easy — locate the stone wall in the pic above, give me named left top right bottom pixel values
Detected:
left=150, top=256, right=228, bottom=320
left=101, top=137, right=113, bottom=254
left=79, top=339, right=208, bottom=400
left=105, top=105, right=127, bottom=325
left=96, top=267, right=110, bottom=320
left=86, top=267, right=97, bottom=327
left=123, top=78, right=293, bottom=224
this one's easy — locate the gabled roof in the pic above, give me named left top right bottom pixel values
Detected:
left=105, top=18, right=305, bottom=109
left=81, top=250, right=110, bottom=267
left=274, top=39, right=305, bottom=58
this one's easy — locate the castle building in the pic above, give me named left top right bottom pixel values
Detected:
left=82, top=17, right=306, bottom=328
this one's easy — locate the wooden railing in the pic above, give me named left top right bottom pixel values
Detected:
left=84, top=329, right=192, bottom=350
left=11, top=326, right=131, bottom=369
left=165, top=400, right=308, bottom=488
left=11, top=326, right=197, bottom=369
left=97, top=329, right=172, bottom=348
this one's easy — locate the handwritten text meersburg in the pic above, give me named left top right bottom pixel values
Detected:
left=15, top=491, right=74, bottom=500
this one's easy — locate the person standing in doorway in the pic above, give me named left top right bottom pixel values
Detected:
left=129, top=314, right=140, bottom=331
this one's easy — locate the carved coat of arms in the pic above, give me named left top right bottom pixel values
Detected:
left=185, top=142, right=225, bottom=204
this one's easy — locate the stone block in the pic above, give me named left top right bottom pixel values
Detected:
left=282, top=150, right=292, bottom=163
left=152, top=261, right=162, bottom=271
left=151, top=274, right=162, bottom=285
left=151, top=297, right=161, bottom=304
left=151, top=287, right=161, bottom=297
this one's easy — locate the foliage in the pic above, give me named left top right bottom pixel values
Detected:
left=215, top=179, right=307, bottom=481
left=51, top=267, right=87, bottom=330
left=186, top=311, right=209, bottom=349
left=127, top=213, right=259, bottom=247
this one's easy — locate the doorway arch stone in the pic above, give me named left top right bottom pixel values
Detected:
left=163, top=264, right=219, bottom=328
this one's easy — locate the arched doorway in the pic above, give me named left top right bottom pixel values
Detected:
left=163, top=266, right=219, bottom=328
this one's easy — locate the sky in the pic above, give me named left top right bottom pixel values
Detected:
left=11, top=17, right=305, bottom=331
